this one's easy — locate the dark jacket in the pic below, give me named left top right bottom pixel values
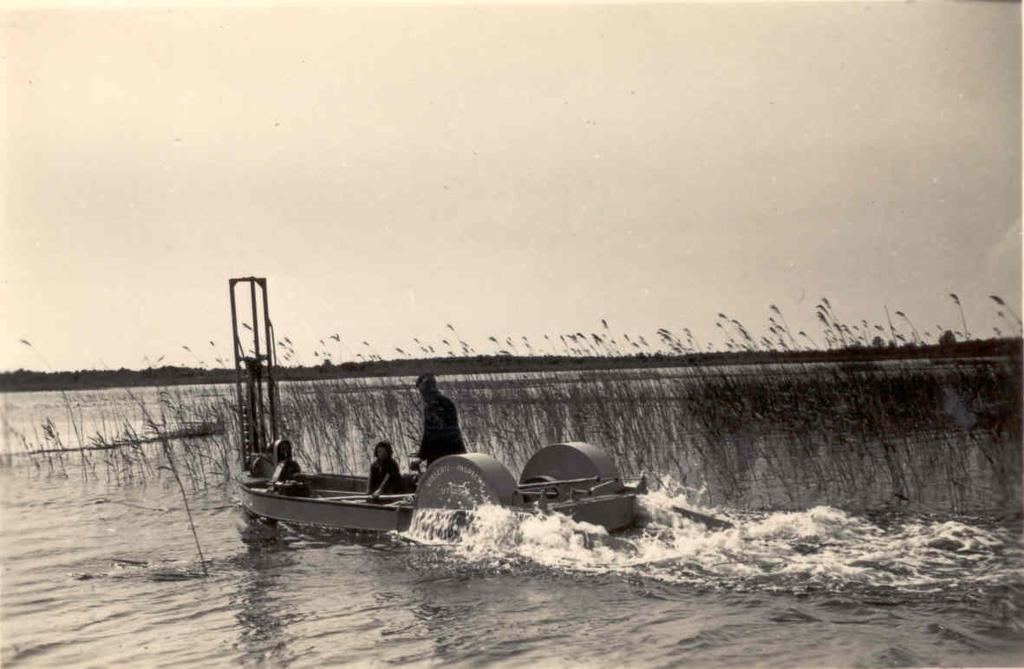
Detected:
left=271, top=459, right=301, bottom=484
left=368, top=457, right=403, bottom=495
left=416, top=394, right=466, bottom=464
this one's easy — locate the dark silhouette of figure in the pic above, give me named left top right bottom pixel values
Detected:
left=367, top=440, right=404, bottom=501
left=270, top=438, right=302, bottom=486
left=414, top=373, right=466, bottom=468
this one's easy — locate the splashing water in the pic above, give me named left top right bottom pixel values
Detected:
left=405, top=491, right=1022, bottom=601
left=3, top=469, right=1021, bottom=669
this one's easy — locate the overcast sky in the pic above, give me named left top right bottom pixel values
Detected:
left=2, top=2, right=1020, bottom=371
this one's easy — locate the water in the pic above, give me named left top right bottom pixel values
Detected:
left=0, top=384, right=230, bottom=454
left=2, top=466, right=1022, bottom=668
left=2, top=372, right=1022, bottom=667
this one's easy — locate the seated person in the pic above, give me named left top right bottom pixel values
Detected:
left=367, top=440, right=404, bottom=502
left=271, top=438, right=301, bottom=485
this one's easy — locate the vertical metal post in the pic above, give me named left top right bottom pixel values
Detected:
left=229, top=280, right=247, bottom=465
left=249, top=280, right=266, bottom=454
left=260, top=278, right=278, bottom=442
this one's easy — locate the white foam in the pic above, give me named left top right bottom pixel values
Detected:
left=402, top=488, right=1020, bottom=594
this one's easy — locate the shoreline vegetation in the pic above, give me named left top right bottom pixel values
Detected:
left=5, top=292, right=1021, bottom=512
left=2, top=337, right=1020, bottom=393
left=4, top=336, right=1020, bottom=514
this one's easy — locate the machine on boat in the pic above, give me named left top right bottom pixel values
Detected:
left=231, top=277, right=708, bottom=537
left=239, top=442, right=645, bottom=534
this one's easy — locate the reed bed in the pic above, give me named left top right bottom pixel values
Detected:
left=8, top=355, right=1020, bottom=514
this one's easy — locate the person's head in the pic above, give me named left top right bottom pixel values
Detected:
left=415, top=373, right=437, bottom=399
left=373, top=440, right=393, bottom=461
left=274, top=438, right=293, bottom=462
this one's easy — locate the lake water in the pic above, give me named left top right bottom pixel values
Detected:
left=2, top=464, right=1023, bottom=667
left=2, top=376, right=1023, bottom=667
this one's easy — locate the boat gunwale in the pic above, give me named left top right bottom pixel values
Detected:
left=238, top=477, right=415, bottom=511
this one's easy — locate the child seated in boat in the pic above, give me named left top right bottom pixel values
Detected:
left=367, top=440, right=404, bottom=502
left=271, top=438, right=301, bottom=484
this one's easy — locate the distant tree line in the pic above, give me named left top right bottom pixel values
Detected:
left=1, top=337, right=1019, bottom=393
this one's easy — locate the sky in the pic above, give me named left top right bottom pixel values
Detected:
left=1, top=1, right=1020, bottom=371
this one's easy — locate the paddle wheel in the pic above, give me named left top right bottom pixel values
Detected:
left=415, top=453, right=519, bottom=511
left=411, top=443, right=642, bottom=532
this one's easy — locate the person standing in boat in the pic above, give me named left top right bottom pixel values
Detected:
left=367, top=440, right=404, bottom=502
left=413, top=373, right=466, bottom=469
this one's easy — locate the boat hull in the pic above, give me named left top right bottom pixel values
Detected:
left=238, top=475, right=415, bottom=533
left=549, top=493, right=637, bottom=533
left=238, top=475, right=640, bottom=535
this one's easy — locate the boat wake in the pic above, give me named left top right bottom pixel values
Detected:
left=404, top=487, right=1022, bottom=600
